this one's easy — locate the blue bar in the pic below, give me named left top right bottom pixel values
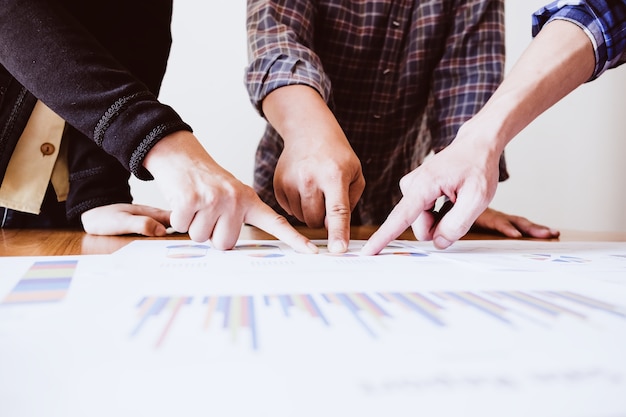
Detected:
left=336, top=293, right=377, bottom=338
left=391, top=293, right=445, bottom=327
left=278, top=295, right=291, bottom=317
left=304, top=294, right=330, bottom=326
left=129, top=297, right=169, bottom=338
left=546, top=291, right=626, bottom=318
left=13, top=279, right=72, bottom=292
left=444, top=292, right=511, bottom=325
left=219, top=296, right=231, bottom=329
left=247, top=296, right=258, bottom=351
left=494, top=291, right=560, bottom=317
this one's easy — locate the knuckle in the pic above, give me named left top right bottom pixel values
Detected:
left=178, top=192, right=201, bottom=210
left=398, top=174, right=414, bottom=193
left=324, top=164, right=344, bottom=179
left=204, top=185, right=239, bottom=210
left=328, top=203, right=351, bottom=219
left=272, top=213, right=291, bottom=227
left=298, top=170, right=319, bottom=190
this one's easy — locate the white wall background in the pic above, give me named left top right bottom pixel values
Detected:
left=131, top=1, right=626, bottom=233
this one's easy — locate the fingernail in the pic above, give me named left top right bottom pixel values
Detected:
left=306, top=242, right=320, bottom=254
left=360, top=242, right=371, bottom=254
left=434, top=236, right=451, bottom=249
left=329, top=240, right=347, bottom=253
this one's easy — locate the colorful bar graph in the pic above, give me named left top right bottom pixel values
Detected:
left=488, top=290, right=585, bottom=320
left=202, top=295, right=258, bottom=349
left=131, top=296, right=259, bottom=350
left=130, top=291, right=626, bottom=351
left=435, top=291, right=512, bottom=325
left=378, top=292, right=444, bottom=327
left=1, top=260, right=78, bottom=305
left=539, top=291, right=626, bottom=318
left=131, top=296, right=193, bottom=348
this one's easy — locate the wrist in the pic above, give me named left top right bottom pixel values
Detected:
left=263, top=85, right=346, bottom=148
left=143, top=130, right=201, bottom=175
left=456, top=111, right=509, bottom=159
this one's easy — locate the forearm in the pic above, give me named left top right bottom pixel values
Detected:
left=261, top=85, right=347, bottom=150
left=466, top=20, right=595, bottom=154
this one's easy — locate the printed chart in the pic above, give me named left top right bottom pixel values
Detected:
left=1, top=259, right=78, bottom=305
left=130, top=290, right=626, bottom=351
left=1, top=240, right=626, bottom=417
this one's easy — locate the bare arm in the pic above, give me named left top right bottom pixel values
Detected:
left=363, top=20, right=594, bottom=254
left=469, top=19, right=595, bottom=154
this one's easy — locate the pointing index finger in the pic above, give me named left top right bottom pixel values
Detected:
left=324, top=184, right=352, bottom=253
left=361, top=196, right=425, bottom=255
left=245, top=201, right=318, bottom=254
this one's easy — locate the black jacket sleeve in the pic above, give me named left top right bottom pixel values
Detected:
left=0, top=0, right=192, bottom=180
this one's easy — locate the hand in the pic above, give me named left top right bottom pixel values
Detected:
left=263, top=85, right=365, bottom=253
left=274, top=131, right=365, bottom=253
left=472, top=207, right=560, bottom=239
left=81, top=203, right=171, bottom=236
left=143, top=131, right=318, bottom=253
left=361, top=19, right=596, bottom=256
left=362, top=128, right=501, bottom=254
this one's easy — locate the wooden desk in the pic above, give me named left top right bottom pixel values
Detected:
left=1, top=226, right=624, bottom=256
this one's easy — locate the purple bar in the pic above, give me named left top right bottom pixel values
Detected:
left=219, top=296, right=231, bottom=329
left=390, top=292, right=445, bottom=327
left=543, top=291, right=626, bottom=318
left=278, top=295, right=291, bottom=317
left=336, top=293, right=377, bottom=338
left=13, top=278, right=72, bottom=292
left=130, top=297, right=169, bottom=338
left=304, top=294, right=330, bottom=326
left=444, top=292, right=511, bottom=325
left=247, top=296, right=258, bottom=351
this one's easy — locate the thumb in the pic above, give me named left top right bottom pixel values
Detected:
left=119, top=213, right=169, bottom=237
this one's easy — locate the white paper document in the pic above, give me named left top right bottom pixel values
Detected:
left=1, top=239, right=625, bottom=417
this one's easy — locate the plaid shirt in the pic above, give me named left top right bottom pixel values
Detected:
left=246, top=0, right=507, bottom=225
left=533, top=0, right=626, bottom=80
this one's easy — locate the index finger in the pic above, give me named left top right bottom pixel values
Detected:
left=324, top=183, right=352, bottom=253
left=245, top=201, right=318, bottom=254
left=361, top=196, right=429, bottom=255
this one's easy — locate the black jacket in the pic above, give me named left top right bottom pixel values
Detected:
left=0, top=0, right=192, bottom=223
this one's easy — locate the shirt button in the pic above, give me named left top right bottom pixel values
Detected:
left=392, top=20, right=400, bottom=27
left=383, top=68, right=391, bottom=75
left=40, top=143, right=56, bottom=156
left=373, top=114, right=381, bottom=119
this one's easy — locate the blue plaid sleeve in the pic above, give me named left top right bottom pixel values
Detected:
left=245, top=0, right=332, bottom=117
left=532, top=0, right=626, bottom=80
